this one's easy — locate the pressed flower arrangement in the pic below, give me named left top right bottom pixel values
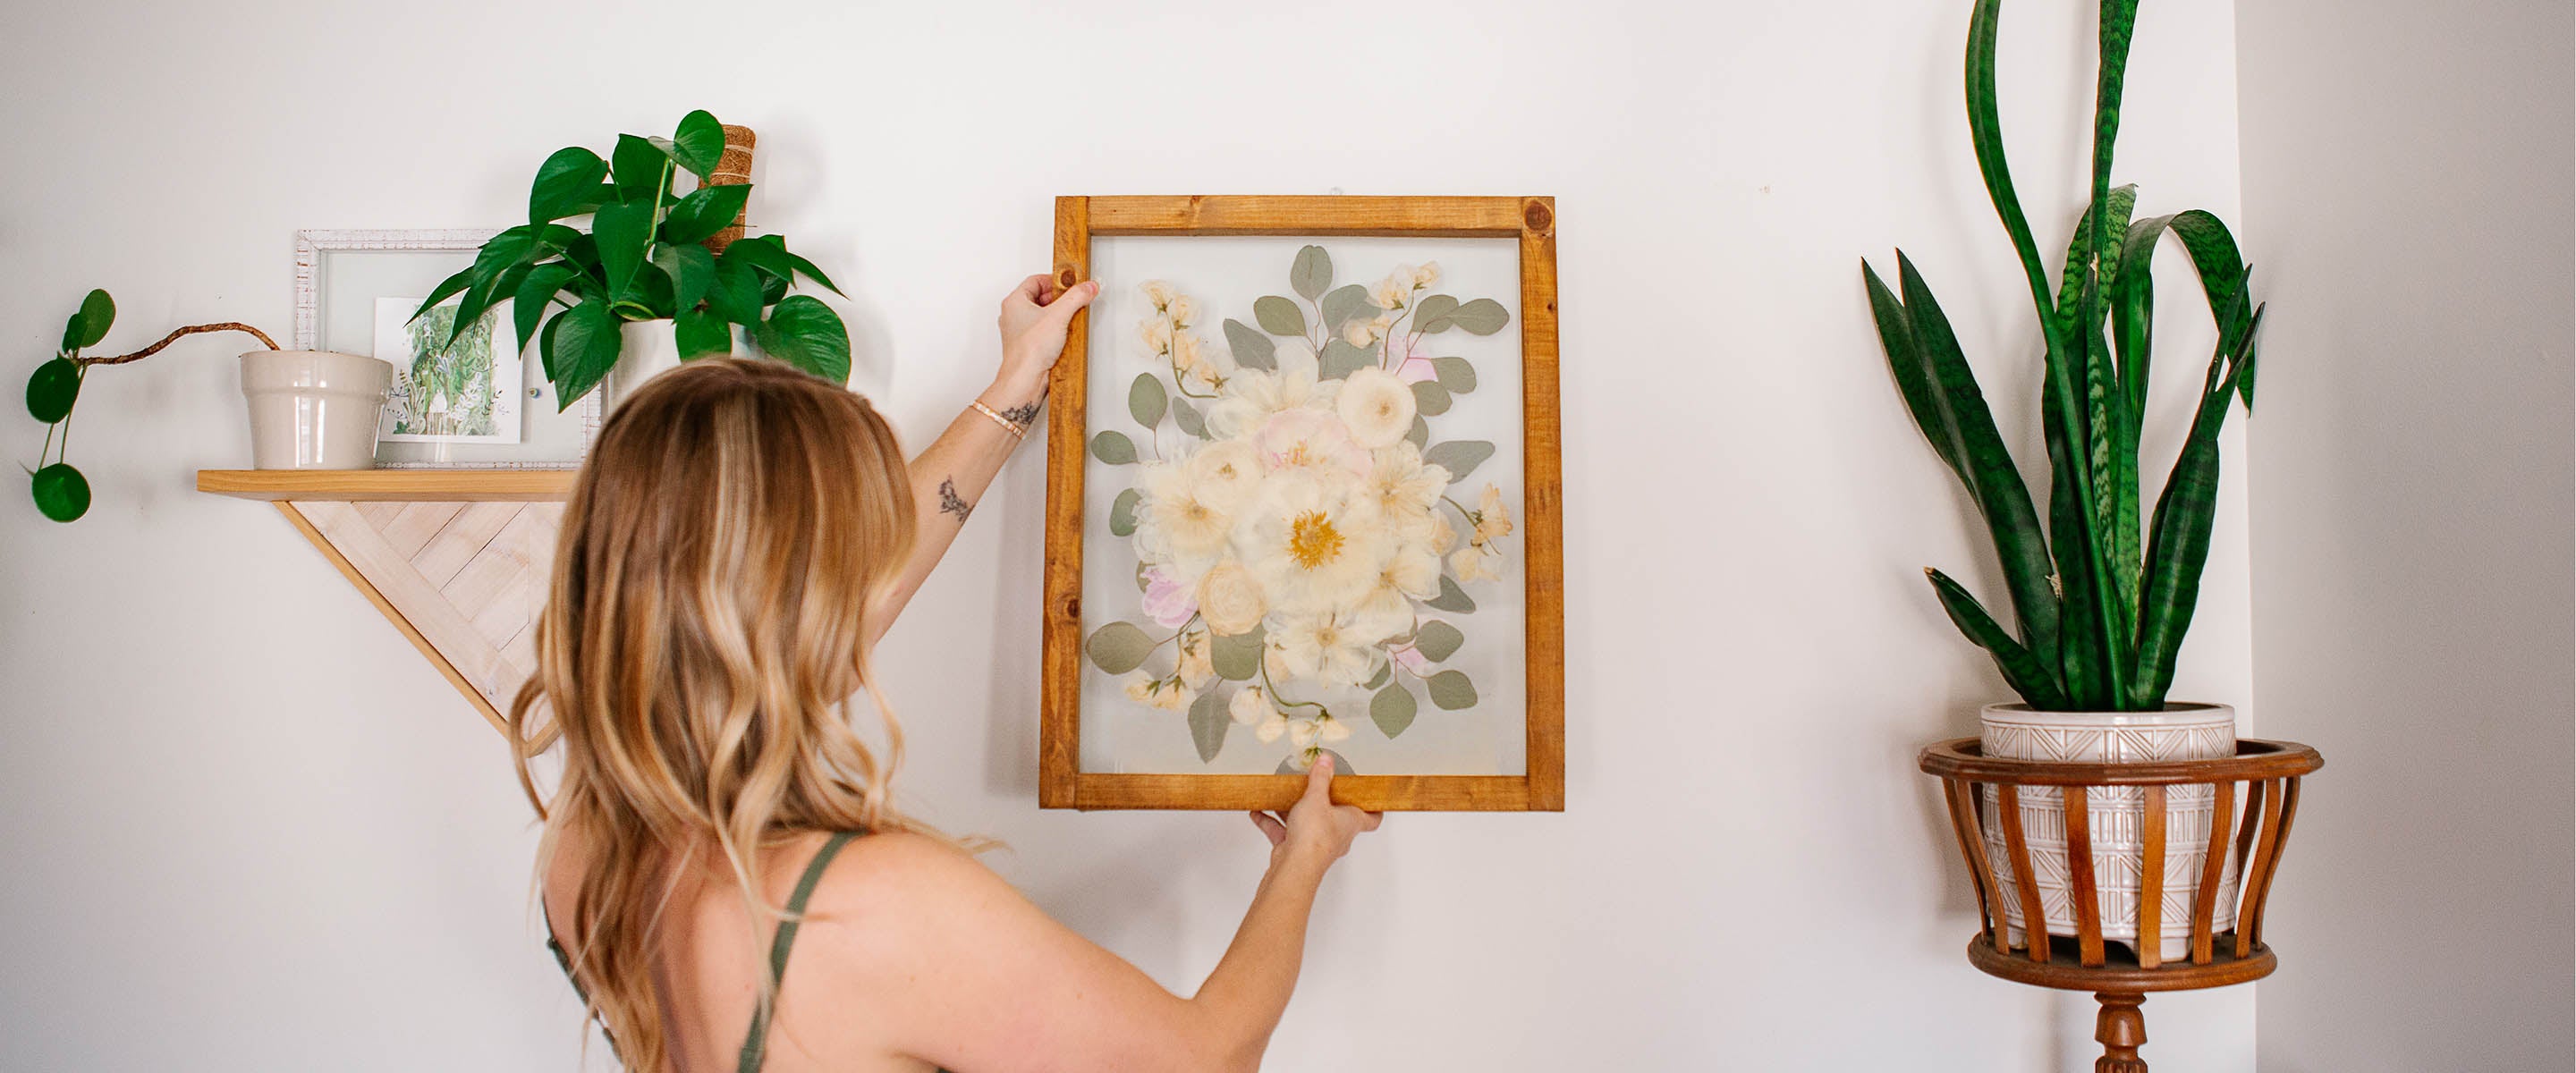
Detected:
left=1083, top=249, right=1514, bottom=773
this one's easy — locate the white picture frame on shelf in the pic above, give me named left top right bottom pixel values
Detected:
left=293, top=228, right=598, bottom=469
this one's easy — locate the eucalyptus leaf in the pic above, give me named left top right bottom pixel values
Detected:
left=1422, top=441, right=1496, bottom=483
left=26, top=359, right=79, bottom=423
left=1363, top=662, right=1392, bottom=690
left=1426, top=670, right=1478, bottom=710
left=1290, top=245, right=1332, bottom=300
left=1136, top=561, right=1154, bottom=593
left=30, top=462, right=89, bottom=522
left=1448, top=298, right=1512, bottom=335
left=528, top=147, right=609, bottom=224
left=1412, top=293, right=1461, bottom=332
left=1224, top=319, right=1277, bottom=370
left=755, top=296, right=852, bottom=383
left=1109, top=488, right=1141, bottom=536
left=1086, top=621, right=1157, bottom=674
left=1090, top=431, right=1139, bottom=465
left=669, top=110, right=725, bottom=177
left=1253, top=296, right=1305, bottom=337
left=1411, top=379, right=1452, bottom=415
left=1189, top=689, right=1230, bottom=763
left=1404, top=415, right=1428, bottom=449
left=1172, top=396, right=1207, bottom=437
left=1414, top=619, right=1464, bottom=662
left=1427, top=575, right=1476, bottom=613
left=1318, top=340, right=1374, bottom=380
left=1319, top=284, right=1372, bottom=333
left=1370, top=684, right=1419, bottom=738
left=1129, top=373, right=1167, bottom=428
left=1432, top=356, right=1478, bottom=393
left=1211, top=625, right=1265, bottom=680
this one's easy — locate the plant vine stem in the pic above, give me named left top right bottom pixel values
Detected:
left=75, top=323, right=281, bottom=366
left=1257, top=655, right=1327, bottom=713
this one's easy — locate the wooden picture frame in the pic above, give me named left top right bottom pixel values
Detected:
left=1041, top=196, right=1563, bottom=812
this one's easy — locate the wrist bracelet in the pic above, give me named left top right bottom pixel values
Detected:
left=969, top=400, right=1030, bottom=440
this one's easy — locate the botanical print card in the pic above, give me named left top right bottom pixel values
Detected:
left=1076, top=235, right=1529, bottom=778
left=375, top=295, right=522, bottom=444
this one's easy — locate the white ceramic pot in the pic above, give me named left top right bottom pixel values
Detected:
left=240, top=350, right=394, bottom=469
left=603, top=320, right=758, bottom=409
left=1980, top=702, right=2239, bottom=961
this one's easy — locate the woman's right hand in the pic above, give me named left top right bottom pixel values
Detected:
left=1249, top=755, right=1383, bottom=867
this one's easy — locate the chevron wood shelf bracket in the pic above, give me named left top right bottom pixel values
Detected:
left=200, top=470, right=571, bottom=733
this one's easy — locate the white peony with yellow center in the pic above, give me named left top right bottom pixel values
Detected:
left=1233, top=471, right=1391, bottom=615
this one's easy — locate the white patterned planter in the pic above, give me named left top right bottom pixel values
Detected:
left=1980, top=703, right=2238, bottom=961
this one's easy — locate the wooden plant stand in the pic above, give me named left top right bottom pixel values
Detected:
left=1918, top=738, right=2322, bottom=1072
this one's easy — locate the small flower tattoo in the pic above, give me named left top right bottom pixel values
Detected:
left=997, top=401, right=1042, bottom=427
left=937, top=477, right=972, bottom=520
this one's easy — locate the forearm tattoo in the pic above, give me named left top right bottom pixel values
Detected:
left=937, top=477, right=973, bottom=521
left=996, top=401, right=1042, bottom=426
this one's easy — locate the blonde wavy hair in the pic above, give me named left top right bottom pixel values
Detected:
left=509, top=358, right=928, bottom=1069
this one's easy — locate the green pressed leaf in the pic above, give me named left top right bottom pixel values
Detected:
left=1414, top=619, right=1464, bottom=662
left=1422, top=441, right=1495, bottom=483
left=1426, top=575, right=1476, bottom=613
left=1253, top=296, right=1304, bottom=337
left=610, top=133, right=673, bottom=203
left=1136, top=562, right=1154, bottom=593
left=547, top=298, right=621, bottom=409
left=1108, top=488, right=1142, bottom=536
left=1448, top=299, right=1511, bottom=335
left=1364, top=662, right=1392, bottom=690
left=1129, top=373, right=1167, bottom=428
left=669, top=110, right=725, bottom=177
left=1189, top=689, right=1230, bottom=763
left=1425, top=670, right=1478, bottom=710
left=1090, top=431, right=1139, bottom=465
left=1432, top=356, right=1477, bottom=393
left=674, top=308, right=730, bottom=359
left=1319, top=284, right=1371, bottom=332
left=1224, top=319, right=1277, bottom=371
left=1318, top=340, right=1373, bottom=380
left=1086, top=621, right=1157, bottom=674
left=1412, top=294, right=1461, bottom=332
left=1411, top=380, right=1452, bottom=416
left=1171, top=396, right=1207, bottom=437
left=1290, top=245, right=1331, bottom=300
left=1370, top=684, right=1419, bottom=738
left=73, top=290, right=114, bottom=349
left=1404, top=416, right=1428, bottom=449
left=1211, top=624, right=1265, bottom=680
left=755, top=296, right=852, bottom=383
left=659, top=182, right=752, bottom=246
left=26, top=359, right=79, bottom=423
left=591, top=200, right=656, bottom=301
left=30, top=462, right=89, bottom=522
left=1926, top=568, right=2068, bottom=710
left=529, top=147, right=610, bottom=224
left=513, top=262, right=580, bottom=347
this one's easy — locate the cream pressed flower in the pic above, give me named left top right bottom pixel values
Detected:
left=1288, top=714, right=1353, bottom=748
left=1271, top=609, right=1386, bottom=688
left=1135, top=460, right=1233, bottom=575
left=1207, top=368, right=1335, bottom=440
left=1139, top=280, right=1181, bottom=310
left=1236, top=472, right=1390, bottom=614
left=1172, top=331, right=1208, bottom=371
left=1474, top=483, right=1515, bottom=544
left=1196, top=558, right=1267, bottom=636
left=1451, top=543, right=1504, bottom=584
left=1335, top=367, right=1417, bottom=450
left=1230, top=685, right=1271, bottom=726
left=1175, top=629, right=1216, bottom=689
left=1252, top=407, right=1372, bottom=477
left=1412, top=261, right=1441, bottom=289
left=1342, top=318, right=1378, bottom=348
left=1427, top=512, right=1459, bottom=553
left=1344, top=583, right=1419, bottom=648
left=1153, top=680, right=1196, bottom=712
left=1139, top=316, right=1174, bottom=357
left=1140, top=564, right=1199, bottom=629
left=1187, top=440, right=1263, bottom=513
left=1364, top=442, right=1449, bottom=534
left=1124, top=675, right=1157, bottom=705
left=1166, top=295, right=1199, bottom=328
left=1368, top=270, right=1412, bottom=310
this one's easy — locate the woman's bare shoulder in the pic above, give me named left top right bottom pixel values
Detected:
left=807, top=830, right=1021, bottom=924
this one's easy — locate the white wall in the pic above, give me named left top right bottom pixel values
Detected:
left=2234, top=0, right=2576, bottom=1069
left=0, top=2, right=2259, bottom=1069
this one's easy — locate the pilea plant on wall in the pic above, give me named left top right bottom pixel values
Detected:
left=22, top=290, right=278, bottom=521
left=1861, top=0, right=2264, bottom=712
left=422, top=109, right=850, bottom=408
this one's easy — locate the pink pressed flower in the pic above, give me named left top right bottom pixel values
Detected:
left=1394, top=354, right=1438, bottom=384
left=1254, top=408, right=1372, bottom=477
left=1141, top=566, right=1199, bottom=629
left=1393, top=645, right=1435, bottom=675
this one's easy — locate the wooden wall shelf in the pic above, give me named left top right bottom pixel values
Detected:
left=200, top=469, right=573, bottom=732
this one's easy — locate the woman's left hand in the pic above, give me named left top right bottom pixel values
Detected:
left=995, top=274, right=1100, bottom=399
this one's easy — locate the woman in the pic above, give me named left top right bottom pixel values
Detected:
left=510, top=274, right=1381, bottom=1073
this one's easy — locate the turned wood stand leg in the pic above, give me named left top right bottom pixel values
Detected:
left=2094, top=993, right=2148, bottom=1072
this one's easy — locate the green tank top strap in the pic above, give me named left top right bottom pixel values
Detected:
left=738, top=830, right=859, bottom=1073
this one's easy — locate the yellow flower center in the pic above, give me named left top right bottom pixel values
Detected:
left=1287, top=510, right=1343, bottom=570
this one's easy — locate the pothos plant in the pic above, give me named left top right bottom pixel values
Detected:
left=418, top=109, right=850, bottom=410
left=23, top=289, right=279, bottom=521
left=1862, top=0, right=2264, bottom=713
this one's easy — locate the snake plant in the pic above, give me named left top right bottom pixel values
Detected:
left=1863, top=0, right=2264, bottom=712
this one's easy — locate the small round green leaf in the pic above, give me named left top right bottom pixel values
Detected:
left=1411, top=379, right=1452, bottom=416
left=1129, top=373, right=1168, bottom=428
left=75, top=289, right=114, bottom=348
left=1109, top=488, right=1142, bottom=536
left=26, top=358, right=80, bottom=423
left=1318, top=340, right=1374, bottom=381
left=1253, top=296, right=1305, bottom=336
left=1426, top=670, right=1479, bottom=710
left=1290, top=245, right=1332, bottom=300
left=1449, top=298, right=1513, bottom=335
left=1432, top=356, right=1479, bottom=393
left=1414, top=619, right=1465, bottom=662
left=1171, top=396, right=1207, bottom=438
left=1427, top=575, right=1477, bottom=613
left=1087, top=621, right=1157, bottom=674
left=31, top=462, right=90, bottom=522
left=1189, top=689, right=1231, bottom=763
left=1319, top=284, right=1372, bottom=334
left=1404, top=415, right=1429, bottom=449
left=1224, top=319, right=1277, bottom=370
left=1090, top=431, right=1139, bottom=465
left=1370, top=683, right=1419, bottom=738
left=1412, top=293, right=1462, bottom=333
left=1211, top=625, right=1266, bottom=681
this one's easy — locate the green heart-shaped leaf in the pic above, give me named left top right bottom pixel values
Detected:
left=547, top=299, right=621, bottom=409
left=1370, top=683, right=1418, bottom=737
left=674, top=308, right=731, bottom=359
left=528, top=147, right=609, bottom=224
left=659, top=182, right=752, bottom=245
left=754, top=296, right=851, bottom=383
left=610, top=133, right=673, bottom=202
left=1426, top=670, right=1478, bottom=710
left=669, top=110, right=725, bottom=177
